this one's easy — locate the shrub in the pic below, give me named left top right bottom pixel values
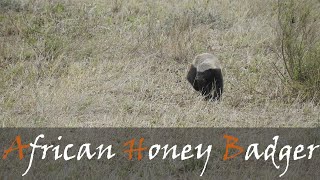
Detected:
left=275, top=0, right=320, bottom=102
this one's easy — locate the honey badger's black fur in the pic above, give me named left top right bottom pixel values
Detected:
left=187, top=53, right=223, bottom=101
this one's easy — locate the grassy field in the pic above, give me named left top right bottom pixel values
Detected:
left=0, top=0, right=319, bottom=127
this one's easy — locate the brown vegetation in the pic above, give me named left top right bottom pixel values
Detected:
left=0, top=0, right=319, bottom=127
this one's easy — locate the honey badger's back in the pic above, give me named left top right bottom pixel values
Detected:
left=193, top=53, right=221, bottom=72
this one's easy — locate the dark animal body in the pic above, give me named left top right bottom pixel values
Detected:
left=187, top=53, right=223, bottom=100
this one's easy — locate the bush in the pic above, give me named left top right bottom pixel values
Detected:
left=275, top=0, right=320, bottom=102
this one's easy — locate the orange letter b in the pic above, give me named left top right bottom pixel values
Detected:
left=223, top=134, right=244, bottom=161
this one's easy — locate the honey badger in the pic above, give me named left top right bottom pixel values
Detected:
left=187, top=53, right=223, bottom=100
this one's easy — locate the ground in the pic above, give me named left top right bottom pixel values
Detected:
left=0, top=0, right=319, bottom=127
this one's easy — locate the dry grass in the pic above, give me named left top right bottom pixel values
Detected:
left=0, top=0, right=319, bottom=127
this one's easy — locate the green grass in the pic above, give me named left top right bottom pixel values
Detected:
left=276, top=0, right=320, bottom=102
left=0, top=0, right=319, bottom=127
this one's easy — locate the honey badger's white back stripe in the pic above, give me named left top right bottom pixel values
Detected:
left=192, top=53, right=221, bottom=72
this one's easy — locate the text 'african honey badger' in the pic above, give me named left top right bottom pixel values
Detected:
left=2, top=134, right=319, bottom=177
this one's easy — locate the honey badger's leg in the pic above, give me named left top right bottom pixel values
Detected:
left=201, top=69, right=223, bottom=101
left=187, top=65, right=200, bottom=91
left=212, top=69, right=223, bottom=100
left=202, top=83, right=213, bottom=100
